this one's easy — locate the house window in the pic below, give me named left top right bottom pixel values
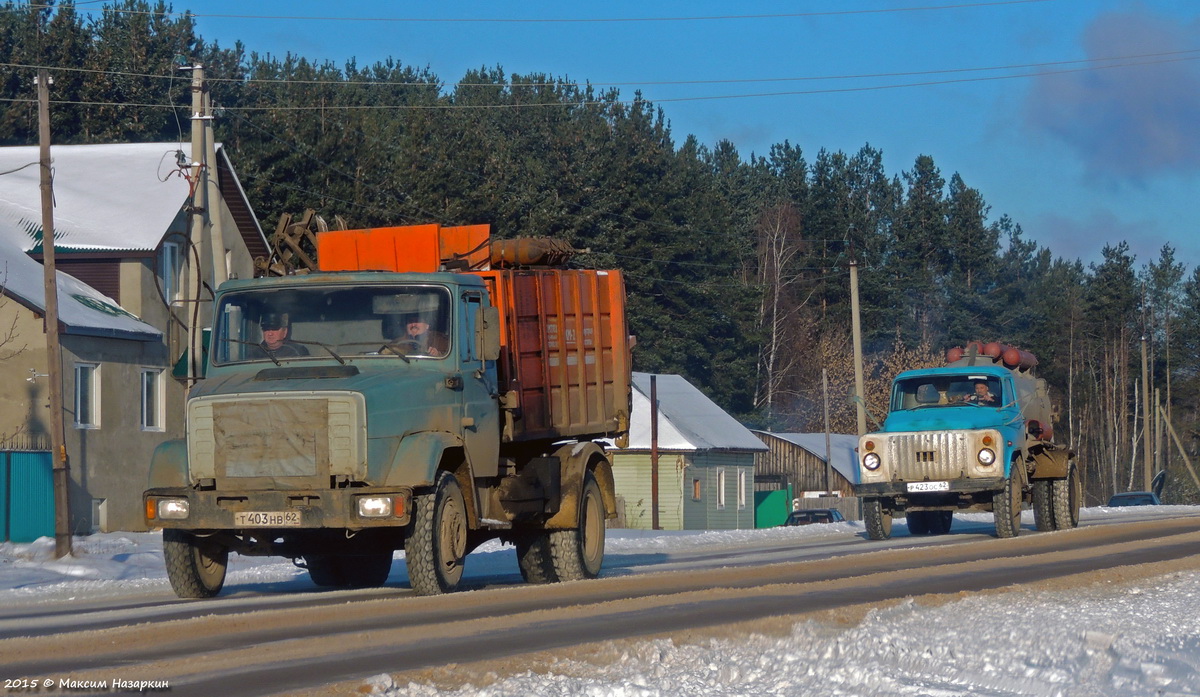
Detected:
left=738, top=470, right=747, bottom=509
left=692, top=478, right=702, bottom=501
left=159, top=240, right=183, bottom=303
left=74, top=363, right=99, bottom=428
left=141, top=369, right=164, bottom=431
left=717, top=469, right=726, bottom=509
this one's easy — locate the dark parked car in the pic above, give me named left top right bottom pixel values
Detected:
left=1107, top=491, right=1161, bottom=507
left=786, top=509, right=846, bottom=526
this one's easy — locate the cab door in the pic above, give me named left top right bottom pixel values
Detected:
left=458, top=291, right=500, bottom=477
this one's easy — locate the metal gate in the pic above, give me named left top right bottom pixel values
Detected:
left=0, top=450, right=54, bottom=543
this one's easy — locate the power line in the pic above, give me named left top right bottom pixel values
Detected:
left=3, top=48, right=1195, bottom=89
left=6, top=52, right=1181, bottom=112
left=30, top=1, right=1055, bottom=24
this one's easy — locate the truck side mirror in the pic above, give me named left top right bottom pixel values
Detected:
left=481, top=306, right=501, bottom=361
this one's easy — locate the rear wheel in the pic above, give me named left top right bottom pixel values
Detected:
left=906, top=511, right=929, bottom=535
left=304, top=553, right=393, bottom=588
left=163, top=529, right=228, bottom=599
left=929, top=510, right=954, bottom=535
left=863, top=498, right=892, bottom=540
left=547, top=471, right=606, bottom=581
left=514, top=534, right=555, bottom=584
left=406, top=471, right=468, bottom=595
left=1051, top=463, right=1081, bottom=530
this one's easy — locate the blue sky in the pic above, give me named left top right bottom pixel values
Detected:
left=173, top=0, right=1200, bottom=270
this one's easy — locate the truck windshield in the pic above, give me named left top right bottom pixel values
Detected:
left=211, top=285, right=452, bottom=365
left=892, top=375, right=1004, bottom=411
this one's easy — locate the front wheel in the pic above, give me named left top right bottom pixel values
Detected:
left=863, top=498, right=893, bottom=540
left=993, top=466, right=1025, bottom=538
left=405, top=471, right=468, bottom=595
left=163, top=529, right=228, bottom=599
left=1032, top=479, right=1054, bottom=531
left=546, top=471, right=606, bottom=581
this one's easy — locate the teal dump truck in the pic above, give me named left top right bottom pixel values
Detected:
left=144, top=224, right=632, bottom=598
left=854, top=342, right=1079, bottom=540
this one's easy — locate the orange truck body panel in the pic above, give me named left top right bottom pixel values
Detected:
left=318, top=223, right=491, bottom=273
left=316, top=224, right=631, bottom=443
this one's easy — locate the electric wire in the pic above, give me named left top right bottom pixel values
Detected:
left=28, top=1, right=1055, bottom=24
left=2, top=48, right=1195, bottom=89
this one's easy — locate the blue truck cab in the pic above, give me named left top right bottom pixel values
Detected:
left=854, top=345, right=1078, bottom=540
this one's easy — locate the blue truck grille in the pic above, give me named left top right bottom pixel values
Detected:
left=886, top=432, right=970, bottom=481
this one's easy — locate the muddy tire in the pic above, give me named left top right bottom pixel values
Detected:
left=405, top=471, right=468, bottom=595
left=514, top=534, right=556, bottom=584
left=163, top=529, right=228, bottom=599
left=906, top=511, right=929, bottom=535
left=1032, top=479, right=1054, bottom=531
left=993, top=466, right=1024, bottom=538
left=546, top=471, right=606, bottom=581
left=863, top=498, right=892, bottom=540
left=1051, top=463, right=1081, bottom=530
left=305, top=553, right=393, bottom=588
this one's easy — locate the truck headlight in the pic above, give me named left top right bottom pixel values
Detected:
left=863, top=452, right=882, bottom=470
left=977, top=448, right=996, bottom=466
left=156, top=498, right=190, bottom=520
left=357, top=496, right=394, bottom=518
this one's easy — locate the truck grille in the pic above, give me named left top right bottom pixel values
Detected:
left=188, top=392, right=366, bottom=486
left=886, top=432, right=970, bottom=481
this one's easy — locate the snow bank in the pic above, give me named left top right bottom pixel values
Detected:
left=374, top=570, right=1200, bottom=697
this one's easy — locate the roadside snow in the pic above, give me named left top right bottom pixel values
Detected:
left=373, top=569, right=1200, bottom=697
left=3, top=506, right=1198, bottom=696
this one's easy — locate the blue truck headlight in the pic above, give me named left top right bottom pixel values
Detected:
left=863, top=452, right=882, bottom=470
left=977, top=448, right=996, bottom=466
left=357, top=496, right=394, bottom=518
left=157, top=498, right=190, bottom=520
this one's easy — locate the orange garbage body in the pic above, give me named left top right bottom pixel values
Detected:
left=478, top=268, right=631, bottom=442
left=317, top=223, right=491, bottom=273
left=315, top=223, right=631, bottom=444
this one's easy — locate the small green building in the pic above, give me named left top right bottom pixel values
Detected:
left=610, top=373, right=767, bottom=530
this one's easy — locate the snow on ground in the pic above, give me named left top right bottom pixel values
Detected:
left=3, top=506, right=1199, bottom=696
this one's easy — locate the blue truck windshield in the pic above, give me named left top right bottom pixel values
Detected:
left=892, top=375, right=1004, bottom=411
left=212, top=285, right=452, bottom=365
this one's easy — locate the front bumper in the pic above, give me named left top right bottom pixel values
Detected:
left=144, top=486, right=412, bottom=530
left=854, top=477, right=1007, bottom=498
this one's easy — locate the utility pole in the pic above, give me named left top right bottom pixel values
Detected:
left=1141, top=335, right=1152, bottom=491
left=850, top=259, right=866, bottom=436
left=650, top=375, right=660, bottom=531
left=181, top=62, right=224, bottom=385
left=822, top=368, right=832, bottom=495
left=37, top=69, right=71, bottom=559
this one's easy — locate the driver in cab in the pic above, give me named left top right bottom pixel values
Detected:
left=962, top=380, right=996, bottom=404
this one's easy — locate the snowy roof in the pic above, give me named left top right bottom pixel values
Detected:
left=756, top=432, right=860, bottom=483
left=0, top=142, right=194, bottom=252
left=625, top=372, right=767, bottom=453
left=0, top=233, right=160, bottom=341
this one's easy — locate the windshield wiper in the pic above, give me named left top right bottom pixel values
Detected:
left=296, top=341, right=345, bottom=365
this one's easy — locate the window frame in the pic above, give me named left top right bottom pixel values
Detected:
left=74, top=362, right=100, bottom=429
left=159, top=240, right=183, bottom=303
left=140, top=368, right=165, bottom=432
left=716, top=468, right=726, bottom=509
